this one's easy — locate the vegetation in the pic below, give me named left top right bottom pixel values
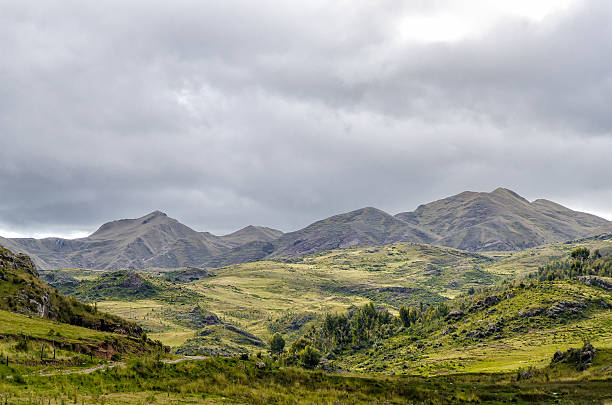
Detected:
left=269, top=333, right=285, bottom=354
left=1, top=242, right=611, bottom=403
left=0, top=247, right=142, bottom=337
left=0, top=353, right=610, bottom=404
left=535, top=247, right=612, bottom=281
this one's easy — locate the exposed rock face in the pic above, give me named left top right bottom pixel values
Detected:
left=465, top=320, right=503, bottom=340
left=469, top=295, right=499, bottom=312
left=446, top=310, right=464, bottom=320
left=122, top=272, right=145, bottom=289
left=163, top=267, right=215, bottom=283
left=0, top=247, right=38, bottom=277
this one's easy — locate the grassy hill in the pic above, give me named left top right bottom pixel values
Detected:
left=294, top=249, right=612, bottom=375
left=41, top=238, right=612, bottom=363
left=47, top=243, right=505, bottom=354
left=0, top=246, right=143, bottom=337
left=336, top=278, right=612, bottom=374
left=0, top=245, right=168, bottom=382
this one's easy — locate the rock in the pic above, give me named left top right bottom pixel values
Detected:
left=204, top=313, right=221, bottom=325
left=547, top=301, right=586, bottom=318
left=484, top=295, right=499, bottom=306
left=256, top=361, right=266, bottom=369
left=468, top=295, right=499, bottom=312
left=446, top=310, right=464, bottom=320
left=551, top=343, right=596, bottom=371
left=518, top=306, right=544, bottom=317
left=0, top=248, right=38, bottom=277
left=578, top=276, right=612, bottom=292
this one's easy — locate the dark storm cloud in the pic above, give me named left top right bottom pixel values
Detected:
left=0, top=0, right=611, bottom=236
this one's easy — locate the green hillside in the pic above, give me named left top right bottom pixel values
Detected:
left=292, top=249, right=612, bottom=375
left=0, top=246, right=142, bottom=337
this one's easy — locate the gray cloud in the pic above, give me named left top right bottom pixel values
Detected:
left=0, top=0, right=611, bottom=236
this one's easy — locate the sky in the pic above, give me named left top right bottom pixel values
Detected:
left=1, top=0, right=611, bottom=238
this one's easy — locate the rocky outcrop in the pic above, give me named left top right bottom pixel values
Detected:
left=446, top=310, right=464, bottom=320
left=0, top=246, right=38, bottom=277
left=468, top=295, right=499, bottom=312
left=547, top=301, right=586, bottom=318
left=552, top=343, right=597, bottom=370
left=578, top=276, right=612, bottom=292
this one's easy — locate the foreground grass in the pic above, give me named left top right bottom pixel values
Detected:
left=0, top=356, right=610, bottom=404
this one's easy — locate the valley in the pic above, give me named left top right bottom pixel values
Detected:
left=1, top=189, right=611, bottom=403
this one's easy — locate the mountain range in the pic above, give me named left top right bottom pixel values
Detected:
left=1, top=188, right=609, bottom=270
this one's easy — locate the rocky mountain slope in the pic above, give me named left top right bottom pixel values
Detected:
left=396, top=188, right=609, bottom=251
left=1, top=188, right=609, bottom=269
left=3, top=211, right=284, bottom=270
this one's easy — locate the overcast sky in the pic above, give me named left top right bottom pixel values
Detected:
left=1, top=0, right=611, bottom=238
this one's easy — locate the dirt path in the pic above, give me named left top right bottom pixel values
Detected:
left=36, top=355, right=209, bottom=377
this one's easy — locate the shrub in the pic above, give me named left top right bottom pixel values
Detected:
left=299, top=345, right=321, bottom=369
left=269, top=333, right=285, bottom=354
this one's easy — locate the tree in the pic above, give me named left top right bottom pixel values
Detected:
left=570, top=247, right=590, bottom=262
left=269, top=333, right=285, bottom=354
left=399, top=306, right=410, bottom=327
left=299, top=345, right=321, bottom=369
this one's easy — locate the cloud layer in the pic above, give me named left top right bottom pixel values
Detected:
left=1, top=0, right=611, bottom=236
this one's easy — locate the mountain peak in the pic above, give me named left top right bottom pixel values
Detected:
left=396, top=188, right=609, bottom=251
left=491, top=187, right=524, bottom=199
left=142, top=210, right=168, bottom=220
left=221, top=225, right=284, bottom=245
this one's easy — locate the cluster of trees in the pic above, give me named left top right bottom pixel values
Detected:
left=536, top=248, right=612, bottom=281
left=265, top=300, right=454, bottom=370
left=267, top=332, right=320, bottom=369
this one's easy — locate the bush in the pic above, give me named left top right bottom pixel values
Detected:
left=299, top=345, right=321, bottom=369
left=269, top=333, right=285, bottom=354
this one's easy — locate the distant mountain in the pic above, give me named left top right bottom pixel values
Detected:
left=396, top=188, right=610, bottom=251
left=2, top=211, right=283, bottom=270
left=1, top=188, right=609, bottom=269
left=220, top=225, right=283, bottom=246
left=269, top=207, right=437, bottom=258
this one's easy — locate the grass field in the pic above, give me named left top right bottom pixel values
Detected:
left=0, top=354, right=610, bottom=404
